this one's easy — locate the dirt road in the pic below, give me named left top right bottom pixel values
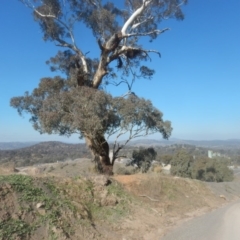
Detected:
left=161, top=200, right=240, bottom=240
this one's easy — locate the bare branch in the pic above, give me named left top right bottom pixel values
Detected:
left=55, top=38, right=89, bottom=73
left=139, top=195, right=159, bottom=202
left=111, top=120, right=156, bottom=163
left=20, top=0, right=57, bottom=18
left=109, top=79, right=133, bottom=91
left=108, top=46, right=161, bottom=64
left=177, top=0, right=187, bottom=8
left=32, top=5, right=78, bottom=49
left=121, top=0, right=153, bottom=36
left=33, top=8, right=57, bottom=18
left=123, top=28, right=170, bottom=38
left=20, top=0, right=89, bottom=74
left=131, top=16, right=153, bottom=30
left=87, top=0, right=101, bottom=8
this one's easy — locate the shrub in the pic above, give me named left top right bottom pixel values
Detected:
left=130, top=147, right=157, bottom=173
left=156, top=154, right=172, bottom=165
left=192, top=157, right=234, bottom=182
left=170, top=149, right=234, bottom=182
left=170, top=149, right=193, bottom=178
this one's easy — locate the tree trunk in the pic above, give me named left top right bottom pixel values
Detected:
left=85, top=134, right=113, bottom=175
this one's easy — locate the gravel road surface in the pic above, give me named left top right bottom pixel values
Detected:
left=161, top=200, right=240, bottom=240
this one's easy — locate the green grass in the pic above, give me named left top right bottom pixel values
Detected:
left=87, top=180, right=132, bottom=222
left=0, top=175, right=81, bottom=239
left=0, top=219, right=35, bottom=240
left=0, top=175, right=133, bottom=239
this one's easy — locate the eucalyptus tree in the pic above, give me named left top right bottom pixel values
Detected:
left=11, top=0, right=187, bottom=174
left=130, top=147, right=157, bottom=173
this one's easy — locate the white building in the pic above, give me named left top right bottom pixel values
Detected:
left=208, top=150, right=221, bottom=159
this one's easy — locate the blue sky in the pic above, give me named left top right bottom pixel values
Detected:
left=0, top=0, right=240, bottom=142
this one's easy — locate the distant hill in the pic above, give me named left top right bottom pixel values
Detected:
left=128, top=138, right=240, bottom=149
left=0, top=141, right=91, bottom=167
left=1, top=138, right=239, bottom=167
left=0, top=142, right=39, bottom=150
left=181, top=139, right=240, bottom=148
left=1, top=138, right=239, bottom=151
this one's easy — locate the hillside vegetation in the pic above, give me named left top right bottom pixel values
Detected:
left=1, top=159, right=240, bottom=239
left=1, top=140, right=240, bottom=168
left=0, top=173, right=132, bottom=240
left=170, top=149, right=234, bottom=182
left=0, top=142, right=91, bottom=167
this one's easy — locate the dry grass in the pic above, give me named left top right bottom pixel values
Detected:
left=114, top=173, right=223, bottom=217
left=2, top=159, right=239, bottom=239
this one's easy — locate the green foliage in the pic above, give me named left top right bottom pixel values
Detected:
left=191, top=157, right=234, bottom=182
left=170, top=149, right=193, bottom=178
left=170, top=150, right=234, bottom=182
left=130, top=147, right=157, bottom=173
left=11, top=88, right=172, bottom=145
left=0, top=175, right=79, bottom=239
left=0, top=174, right=135, bottom=239
left=156, top=154, right=173, bottom=165
left=0, top=174, right=33, bottom=192
left=0, top=175, right=54, bottom=208
left=232, top=155, right=240, bottom=166
left=0, top=219, right=34, bottom=240
left=0, top=142, right=91, bottom=167
left=88, top=181, right=132, bottom=222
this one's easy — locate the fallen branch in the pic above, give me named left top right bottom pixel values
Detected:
left=139, top=195, right=159, bottom=202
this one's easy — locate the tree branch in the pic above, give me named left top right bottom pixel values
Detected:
left=33, top=8, right=57, bottom=18
left=121, top=0, right=153, bottom=36
left=108, top=46, right=161, bottom=64
left=54, top=38, right=88, bottom=74
left=21, top=0, right=89, bottom=74
left=131, top=16, right=153, bottom=30
left=139, top=195, right=159, bottom=202
left=111, top=120, right=157, bottom=163
left=21, top=0, right=57, bottom=18
left=123, top=28, right=170, bottom=38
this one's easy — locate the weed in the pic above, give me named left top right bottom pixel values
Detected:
left=0, top=175, right=82, bottom=239
left=0, top=174, right=133, bottom=239
left=87, top=181, right=132, bottom=223
left=0, top=175, right=33, bottom=192
left=107, top=181, right=129, bottom=200
left=0, top=219, right=35, bottom=240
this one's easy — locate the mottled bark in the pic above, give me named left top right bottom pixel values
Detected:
left=84, top=134, right=113, bottom=175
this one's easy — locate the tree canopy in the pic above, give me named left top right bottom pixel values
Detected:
left=171, top=149, right=234, bottom=182
left=11, top=0, right=187, bottom=174
left=130, top=147, right=157, bottom=173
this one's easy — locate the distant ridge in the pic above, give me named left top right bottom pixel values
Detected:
left=0, top=138, right=240, bottom=151
left=128, top=138, right=240, bottom=148
left=0, top=141, right=90, bottom=167
left=0, top=142, right=39, bottom=150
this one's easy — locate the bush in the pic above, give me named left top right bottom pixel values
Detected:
left=170, top=149, right=234, bottom=182
left=130, top=147, right=157, bottom=173
left=156, top=154, right=172, bottom=165
left=170, top=149, right=193, bottom=178
left=192, top=157, right=234, bottom=182
left=115, top=167, right=132, bottom=175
